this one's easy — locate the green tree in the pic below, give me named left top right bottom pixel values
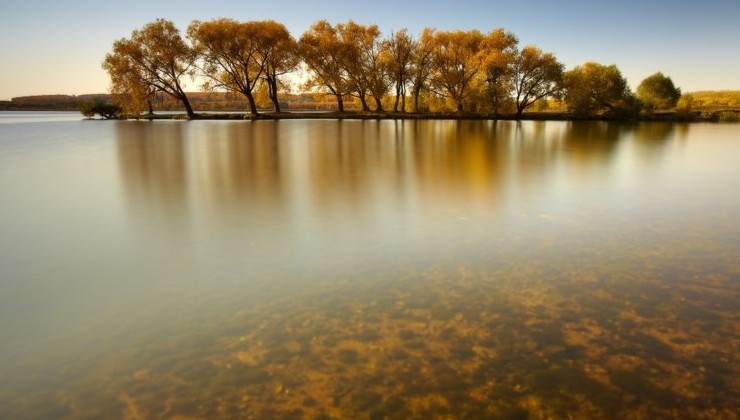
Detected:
left=512, top=46, right=564, bottom=119
left=563, top=62, right=633, bottom=116
left=103, top=19, right=196, bottom=119
left=637, top=72, right=681, bottom=111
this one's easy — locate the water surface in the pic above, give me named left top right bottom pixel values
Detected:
left=0, top=113, right=738, bottom=418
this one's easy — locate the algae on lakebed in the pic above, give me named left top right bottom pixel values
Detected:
left=3, top=260, right=737, bottom=419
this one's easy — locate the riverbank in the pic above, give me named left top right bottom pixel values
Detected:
left=120, top=109, right=740, bottom=123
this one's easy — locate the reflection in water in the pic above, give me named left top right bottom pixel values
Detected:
left=1, top=119, right=738, bottom=418
left=116, top=122, right=189, bottom=225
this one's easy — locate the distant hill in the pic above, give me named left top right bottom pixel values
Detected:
left=0, top=92, right=343, bottom=112
left=0, top=94, right=110, bottom=111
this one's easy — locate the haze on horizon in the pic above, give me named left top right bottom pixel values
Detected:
left=1, top=0, right=739, bottom=101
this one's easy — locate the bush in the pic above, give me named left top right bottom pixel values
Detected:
left=636, top=72, right=681, bottom=111
left=717, top=111, right=740, bottom=123
left=78, top=101, right=122, bottom=119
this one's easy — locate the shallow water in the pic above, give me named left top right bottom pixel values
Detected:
left=0, top=113, right=738, bottom=418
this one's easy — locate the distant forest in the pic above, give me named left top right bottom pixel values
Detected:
left=3, top=91, right=739, bottom=115
left=0, top=92, right=341, bottom=112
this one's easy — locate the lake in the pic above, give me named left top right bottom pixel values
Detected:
left=0, top=112, right=738, bottom=418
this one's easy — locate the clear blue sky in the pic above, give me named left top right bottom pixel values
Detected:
left=1, top=0, right=739, bottom=100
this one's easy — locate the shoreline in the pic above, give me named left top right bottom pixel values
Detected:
left=113, top=110, right=738, bottom=123
left=3, top=108, right=737, bottom=123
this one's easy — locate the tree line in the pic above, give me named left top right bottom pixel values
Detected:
left=103, top=18, right=682, bottom=119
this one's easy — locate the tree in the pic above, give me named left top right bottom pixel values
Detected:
left=637, top=72, right=681, bottom=111
left=475, top=29, right=519, bottom=115
left=188, top=19, right=266, bottom=114
left=512, top=46, right=564, bottom=119
left=103, top=19, right=196, bottom=119
left=336, top=21, right=391, bottom=112
left=675, top=93, right=695, bottom=117
left=563, top=62, right=633, bottom=116
left=102, top=44, right=158, bottom=116
left=409, top=28, right=435, bottom=112
left=428, top=29, right=483, bottom=113
left=386, top=29, right=416, bottom=112
left=254, top=21, right=299, bottom=113
left=299, top=20, right=353, bottom=112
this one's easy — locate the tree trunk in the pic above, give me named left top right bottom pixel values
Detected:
left=515, top=105, right=524, bottom=119
left=413, top=86, right=422, bottom=113
left=457, top=100, right=464, bottom=113
left=268, top=78, right=281, bottom=113
left=181, top=94, right=195, bottom=119
left=245, top=91, right=259, bottom=115
left=270, top=95, right=281, bottom=113
left=486, top=84, right=497, bottom=117
left=374, top=96, right=384, bottom=112
left=400, top=85, right=406, bottom=112
left=336, top=94, right=344, bottom=113
left=393, top=83, right=401, bottom=112
left=359, top=94, right=370, bottom=112
left=172, top=85, right=195, bottom=118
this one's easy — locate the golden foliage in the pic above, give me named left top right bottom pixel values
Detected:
left=103, top=18, right=736, bottom=119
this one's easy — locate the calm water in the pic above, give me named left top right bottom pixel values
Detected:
left=0, top=112, right=738, bottom=418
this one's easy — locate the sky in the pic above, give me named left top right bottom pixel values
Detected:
left=1, top=0, right=739, bottom=100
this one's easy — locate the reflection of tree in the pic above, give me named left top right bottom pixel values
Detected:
left=115, top=121, right=189, bottom=221
left=561, top=121, right=626, bottom=160
left=560, top=121, right=674, bottom=164
left=305, top=119, right=512, bottom=220
left=632, top=122, right=675, bottom=144
left=113, top=119, right=674, bottom=242
left=200, top=121, right=284, bottom=215
left=117, top=121, right=289, bottom=224
left=306, top=120, right=377, bottom=220
left=629, top=122, right=676, bottom=165
left=411, top=120, right=508, bottom=218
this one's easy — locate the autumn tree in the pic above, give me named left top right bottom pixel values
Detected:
left=188, top=19, right=268, bottom=114
left=386, top=29, right=415, bottom=112
left=563, top=62, right=633, bottom=116
left=675, top=93, right=695, bottom=116
left=637, top=72, right=681, bottom=111
left=475, top=29, right=518, bottom=115
left=428, top=29, right=483, bottom=113
left=409, top=28, right=435, bottom=112
left=299, top=20, right=353, bottom=112
left=336, top=21, right=391, bottom=112
left=254, top=21, right=299, bottom=113
left=512, top=45, right=564, bottom=119
left=103, top=19, right=197, bottom=118
left=102, top=44, right=158, bottom=116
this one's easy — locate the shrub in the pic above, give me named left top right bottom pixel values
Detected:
left=717, top=111, right=740, bottom=123
left=78, top=101, right=122, bottom=119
